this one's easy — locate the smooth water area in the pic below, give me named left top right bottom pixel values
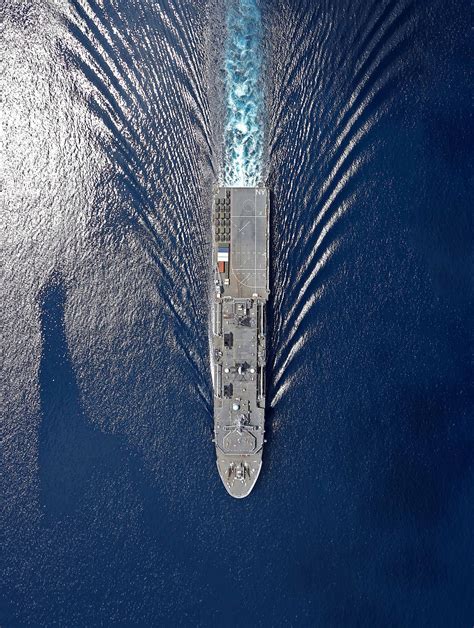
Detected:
left=1, top=0, right=473, bottom=626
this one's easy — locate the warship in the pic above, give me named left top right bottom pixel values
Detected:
left=211, top=186, right=270, bottom=498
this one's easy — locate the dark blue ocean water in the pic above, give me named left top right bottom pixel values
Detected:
left=1, top=0, right=473, bottom=625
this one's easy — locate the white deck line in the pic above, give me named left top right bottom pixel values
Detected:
left=254, top=192, right=257, bottom=292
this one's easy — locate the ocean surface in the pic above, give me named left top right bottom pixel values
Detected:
left=1, top=0, right=473, bottom=625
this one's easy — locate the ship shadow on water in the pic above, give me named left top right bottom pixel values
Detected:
left=262, top=186, right=278, bottom=454
left=37, top=275, right=165, bottom=536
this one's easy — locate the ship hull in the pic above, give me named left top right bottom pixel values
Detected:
left=211, top=187, right=269, bottom=498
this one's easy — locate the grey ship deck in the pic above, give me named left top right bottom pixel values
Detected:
left=211, top=186, right=269, bottom=498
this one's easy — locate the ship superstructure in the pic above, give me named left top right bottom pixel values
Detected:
left=211, top=186, right=269, bottom=498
